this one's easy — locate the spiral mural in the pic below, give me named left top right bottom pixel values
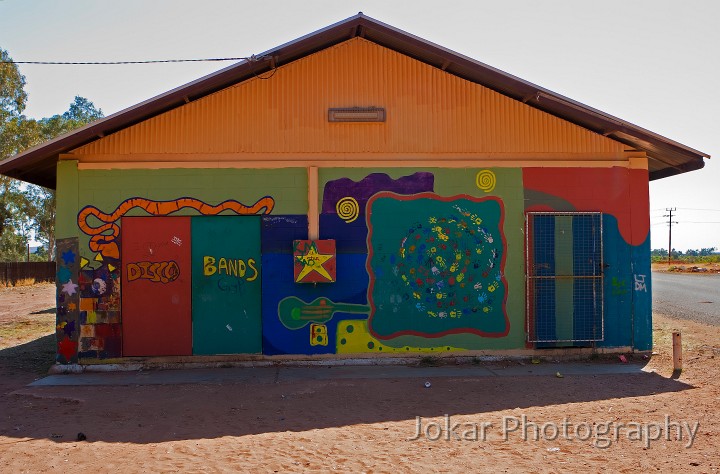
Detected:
left=475, top=169, right=497, bottom=193
left=335, top=197, right=360, bottom=223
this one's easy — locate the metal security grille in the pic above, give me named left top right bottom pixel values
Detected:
left=526, top=212, right=604, bottom=343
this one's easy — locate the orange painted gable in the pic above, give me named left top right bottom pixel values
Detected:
left=70, top=38, right=626, bottom=160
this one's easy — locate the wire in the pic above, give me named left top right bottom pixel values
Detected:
left=1, top=57, right=249, bottom=65
left=2, top=55, right=279, bottom=80
left=677, top=208, right=720, bottom=212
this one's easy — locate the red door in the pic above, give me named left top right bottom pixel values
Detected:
left=122, top=217, right=192, bottom=356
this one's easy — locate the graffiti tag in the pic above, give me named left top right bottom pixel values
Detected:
left=634, top=274, right=647, bottom=292
left=203, top=256, right=258, bottom=282
left=611, top=277, right=628, bottom=296
left=310, top=323, right=329, bottom=346
left=217, top=277, right=247, bottom=294
left=126, top=261, right=180, bottom=283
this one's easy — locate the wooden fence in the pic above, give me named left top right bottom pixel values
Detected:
left=0, top=262, right=56, bottom=286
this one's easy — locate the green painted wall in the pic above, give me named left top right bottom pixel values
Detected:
left=73, top=167, right=307, bottom=260
left=192, top=216, right=263, bottom=355
left=56, top=160, right=79, bottom=239
left=57, top=163, right=646, bottom=360
left=318, top=167, right=526, bottom=350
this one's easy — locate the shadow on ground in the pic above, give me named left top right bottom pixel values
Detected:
left=0, top=334, right=55, bottom=375
left=0, top=335, right=693, bottom=445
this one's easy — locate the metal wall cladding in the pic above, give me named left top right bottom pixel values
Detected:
left=191, top=216, right=262, bottom=355
left=121, top=217, right=193, bottom=357
left=72, top=38, right=624, bottom=157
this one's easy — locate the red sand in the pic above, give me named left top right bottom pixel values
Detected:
left=0, top=285, right=718, bottom=472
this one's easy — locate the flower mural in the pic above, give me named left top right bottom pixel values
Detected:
left=366, top=192, right=510, bottom=340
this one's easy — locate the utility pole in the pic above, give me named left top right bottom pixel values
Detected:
left=663, top=208, right=678, bottom=265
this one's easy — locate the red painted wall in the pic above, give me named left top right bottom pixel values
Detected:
left=121, top=217, right=192, bottom=356
left=523, top=167, right=649, bottom=245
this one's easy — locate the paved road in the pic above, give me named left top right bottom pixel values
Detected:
left=652, top=271, right=720, bottom=326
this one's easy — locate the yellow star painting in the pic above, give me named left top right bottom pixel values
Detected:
left=293, top=240, right=336, bottom=283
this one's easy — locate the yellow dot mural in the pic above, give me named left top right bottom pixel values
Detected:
left=336, top=320, right=466, bottom=354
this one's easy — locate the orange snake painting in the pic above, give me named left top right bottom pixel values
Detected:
left=77, top=196, right=275, bottom=259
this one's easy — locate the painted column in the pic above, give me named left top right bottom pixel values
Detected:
left=308, top=166, right=319, bottom=240
left=628, top=157, right=652, bottom=350
left=55, top=160, right=80, bottom=364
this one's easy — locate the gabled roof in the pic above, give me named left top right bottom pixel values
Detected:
left=0, top=13, right=709, bottom=189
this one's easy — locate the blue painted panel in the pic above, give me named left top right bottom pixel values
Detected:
left=533, top=280, right=556, bottom=346
left=599, top=215, right=633, bottom=348
left=261, top=215, right=308, bottom=254
left=261, top=253, right=369, bottom=355
left=532, top=215, right=556, bottom=342
left=572, top=213, right=601, bottom=343
left=533, top=215, right=556, bottom=277
left=319, top=213, right=368, bottom=253
left=631, top=234, right=652, bottom=350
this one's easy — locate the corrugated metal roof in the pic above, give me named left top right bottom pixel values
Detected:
left=0, top=13, right=709, bottom=188
left=70, top=38, right=627, bottom=157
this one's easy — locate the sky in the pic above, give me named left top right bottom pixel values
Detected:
left=1, top=0, right=718, bottom=251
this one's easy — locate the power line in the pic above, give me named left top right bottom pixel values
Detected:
left=652, top=220, right=720, bottom=224
left=651, top=207, right=720, bottom=213
left=663, top=208, right=677, bottom=264
left=677, top=208, right=720, bottom=212
left=1, top=57, right=250, bottom=65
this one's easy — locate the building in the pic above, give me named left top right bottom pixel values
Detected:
left=0, top=14, right=708, bottom=366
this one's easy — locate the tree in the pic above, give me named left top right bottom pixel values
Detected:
left=0, top=49, right=27, bottom=124
left=0, top=48, right=103, bottom=261
left=0, top=176, right=31, bottom=258
left=25, top=184, right=56, bottom=261
left=37, top=95, right=103, bottom=141
left=0, top=48, right=31, bottom=260
left=21, top=96, right=103, bottom=261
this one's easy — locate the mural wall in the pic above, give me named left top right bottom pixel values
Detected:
left=54, top=163, right=651, bottom=362
left=522, top=167, right=652, bottom=350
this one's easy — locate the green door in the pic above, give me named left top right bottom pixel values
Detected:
left=191, top=216, right=262, bottom=354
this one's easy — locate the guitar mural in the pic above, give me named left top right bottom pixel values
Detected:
left=265, top=170, right=517, bottom=355
left=278, top=296, right=370, bottom=330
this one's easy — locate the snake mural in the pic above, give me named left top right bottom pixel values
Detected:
left=77, top=196, right=275, bottom=259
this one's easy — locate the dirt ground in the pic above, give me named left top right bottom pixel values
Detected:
left=0, top=283, right=56, bottom=350
left=652, top=262, right=720, bottom=274
left=0, top=284, right=718, bottom=472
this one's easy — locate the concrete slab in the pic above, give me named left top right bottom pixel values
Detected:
left=488, top=362, right=645, bottom=377
left=29, top=362, right=647, bottom=387
left=29, top=367, right=277, bottom=387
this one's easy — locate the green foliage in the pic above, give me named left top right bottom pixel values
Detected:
left=24, top=185, right=56, bottom=261
left=37, top=96, right=103, bottom=142
left=31, top=243, right=49, bottom=261
left=651, top=247, right=720, bottom=264
left=683, top=247, right=717, bottom=257
left=0, top=47, right=103, bottom=262
left=0, top=49, right=27, bottom=123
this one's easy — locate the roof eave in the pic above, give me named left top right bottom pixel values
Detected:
left=0, top=12, right=709, bottom=189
